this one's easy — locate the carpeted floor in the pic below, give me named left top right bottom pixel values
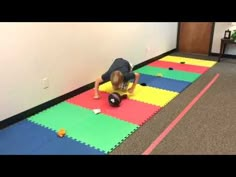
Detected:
left=110, top=52, right=236, bottom=155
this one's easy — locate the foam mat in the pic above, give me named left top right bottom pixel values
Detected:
left=132, top=73, right=191, bottom=93
left=132, top=73, right=156, bottom=85
left=135, top=65, right=201, bottom=82
left=99, top=82, right=179, bottom=107
left=148, top=60, right=210, bottom=74
left=28, top=102, right=138, bottom=153
left=31, top=135, right=106, bottom=155
left=67, top=89, right=161, bottom=126
left=0, top=120, right=104, bottom=155
left=160, top=56, right=217, bottom=67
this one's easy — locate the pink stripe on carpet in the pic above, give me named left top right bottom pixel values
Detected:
left=67, top=89, right=161, bottom=126
left=148, top=60, right=209, bottom=74
left=142, top=73, right=220, bottom=155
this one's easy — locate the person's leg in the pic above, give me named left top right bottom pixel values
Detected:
left=107, top=58, right=123, bottom=71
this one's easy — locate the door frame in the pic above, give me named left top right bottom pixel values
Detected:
left=176, top=22, right=215, bottom=55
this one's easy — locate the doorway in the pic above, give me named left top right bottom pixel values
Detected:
left=178, top=22, right=214, bottom=55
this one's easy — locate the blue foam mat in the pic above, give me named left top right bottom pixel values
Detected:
left=133, top=74, right=155, bottom=85
left=0, top=120, right=105, bottom=155
left=132, top=74, right=191, bottom=92
left=31, top=136, right=105, bottom=155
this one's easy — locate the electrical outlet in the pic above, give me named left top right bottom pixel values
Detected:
left=42, top=77, right=49, bottom=89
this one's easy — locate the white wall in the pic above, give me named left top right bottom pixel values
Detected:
left=212, top=22, right=236, bottom=55
left=0, top=22, right=178, bottom=121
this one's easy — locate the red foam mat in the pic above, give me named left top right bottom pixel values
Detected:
left=67, top=89, right=161, bottom=126
left=148, top=60, right=209, bottom=74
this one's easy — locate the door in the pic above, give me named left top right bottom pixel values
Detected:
left=178, top=22, right=213, bottom=55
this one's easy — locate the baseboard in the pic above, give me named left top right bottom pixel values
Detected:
left=210, top=52, right=236, bottom=59
left=0, top=82, right=95, bottom=130
left=0, top=48, right=176, bottom=130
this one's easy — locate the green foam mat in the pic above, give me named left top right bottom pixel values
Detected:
left=28, top=102, right=138, bottom=153
left=28, top=102, right=90, bottom=130
left=135, top=65, right=201, bottom=82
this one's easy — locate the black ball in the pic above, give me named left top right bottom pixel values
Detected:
left=108, top=92, right=121, bottom=107
left=140, top=83, right=147, bottom=86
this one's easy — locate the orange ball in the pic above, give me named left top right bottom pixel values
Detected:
left=57, top=128, right=66, bottom=137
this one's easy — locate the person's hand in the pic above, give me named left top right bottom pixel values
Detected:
left=93, top=94, right=100, bottom=99
left=128, top=87, right=134, bottom=94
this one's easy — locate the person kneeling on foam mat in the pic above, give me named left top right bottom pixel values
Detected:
left=93, top=58, right=140, bottom=99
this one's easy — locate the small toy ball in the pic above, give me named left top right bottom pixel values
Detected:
left=57, top=128, right=66, bottom=138
left=108, top=92, right=121, bottom=107
left=180, top=61, right=185, bottom=64
left=140, top=83, right=147, bottom=86
left=108, top=92, right=127, bottom=107
left=169, top=67, right=173, bottom=70
left=157, top=73, right=163, bottom=77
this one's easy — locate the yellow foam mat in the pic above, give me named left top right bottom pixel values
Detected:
left=99, top=82, right=179, bottom=107
left=160, top=56, right=217, bottom=67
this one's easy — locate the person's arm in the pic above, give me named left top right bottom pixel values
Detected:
left=128, top=72, right=140, bottom=94
left=94, top=77, right=103, bottom=99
